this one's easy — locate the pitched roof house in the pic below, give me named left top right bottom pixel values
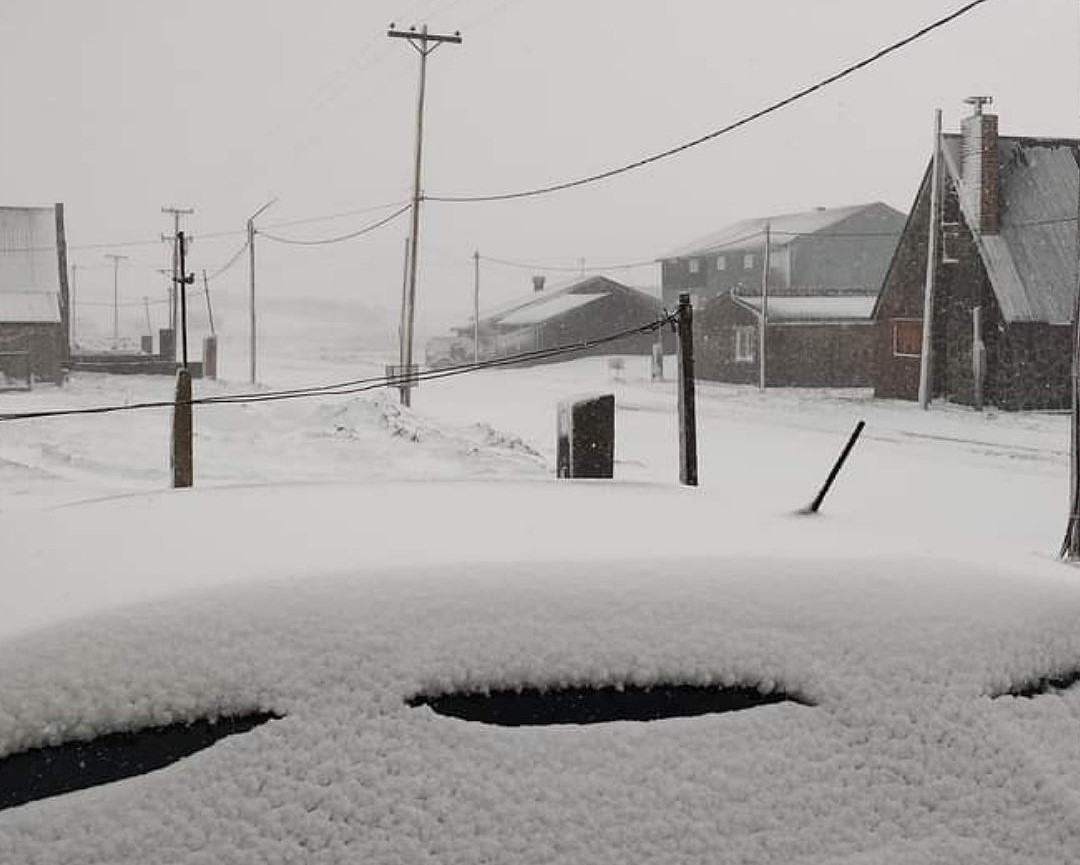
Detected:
left=659, top=202, right=905, bottom=309
left=873, top=102, right=1080, bottom=410
left=427, top=275, right=667, bottom=368
left=0, top=204, right=69, bottom=383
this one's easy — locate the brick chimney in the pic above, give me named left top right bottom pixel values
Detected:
left=960, top=96, right=999, bottom=235
left=532, top=275, right=546, bottom=293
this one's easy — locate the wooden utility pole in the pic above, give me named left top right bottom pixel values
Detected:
left=202, top=269, right=216, bottom=336
left=246, top=198, right=276, bottom=384
left=103, top=254, right=128, bottom=348
left=388, top=23, right=463, bottom=407
left=69, top=264, right=80, bottom=349
left=918, top=109, right=943, bottom=410
left=171, top=367, right=193, bottom=489
left=176, top=231, right=194, bottom=369
left=473, top=249, right=480, bottom=363
left=676, top=292, right=698, bottom=486
left=162, top=206, right=194, bottom=344
left=759, top=222, right=771, bottom=390
left=1061, top=102, right=1080, bottom=558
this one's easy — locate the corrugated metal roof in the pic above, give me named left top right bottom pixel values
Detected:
left=660, top=203, right=886, bottom=260
left=498, top=292, right=605, bottom=326
left=941, top=135, right=1080, bottom=324
left=0, top=291, right=60, bottom=323
left=735, top=295, right=875, bottom=322
left=0, top=207, right=61, bottom=296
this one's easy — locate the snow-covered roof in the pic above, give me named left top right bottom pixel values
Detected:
left=0, top=290, right=59, bottom=323
left=3, top=480, right=1080, bottom=862
left=497, top=291, right=605, bottom=326
left=735, top=294, right=876, bottom=322
left=660, top=203, right=893, bottom=259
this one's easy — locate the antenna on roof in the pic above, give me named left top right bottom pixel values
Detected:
left=963, top=96, right=993, bottom=116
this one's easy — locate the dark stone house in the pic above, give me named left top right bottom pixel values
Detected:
left=658, top=202, right=905, bottom=310
left=428, top=275, right=667, bottom=367
left=873, top=103, right=1080, bottom=410
left=695, top=291, right=877, bottom=387
left=0, top=204, right=70, bottom=384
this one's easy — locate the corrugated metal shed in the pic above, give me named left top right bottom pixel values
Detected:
left=0, top=291, right=60, bottom=323
left=735, top=295, right=875, bottom=322
left=0, top=207, right=61, bottom=299
left=942, top=135, right=1080, bottom=324
left=498, top=293, right=605, bottom=326
left=660, top=203, right=879, bottom=259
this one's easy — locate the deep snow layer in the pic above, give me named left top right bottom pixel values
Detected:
left=2, top=483, right=1080, bottom=863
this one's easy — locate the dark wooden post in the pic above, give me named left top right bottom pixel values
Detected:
left=676, top=292, right=698, bottom=486
left=171, top=368, right=193, bottom=488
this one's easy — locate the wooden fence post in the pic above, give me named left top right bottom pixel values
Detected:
left=171, top=368, right=193, bottom=488
left=676, top=292, right=698, bottom=486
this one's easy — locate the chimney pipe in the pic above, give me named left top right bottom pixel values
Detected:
left=532, top=275, right=546, bottom=293
left=961, top=96, right=999, bottom=235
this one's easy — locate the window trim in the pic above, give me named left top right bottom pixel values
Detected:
left=688, top=258, right=701, bottom=274
left=892, top=318, right=923, bottom=358
left=733, top=325, right=756, bottom=363
left=716, top=255, right=726, bottom=271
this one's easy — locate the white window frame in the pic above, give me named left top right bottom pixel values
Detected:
left=892, top=318, right=922, bottom=358
left=743, top=253, right=755, bottom=270
left=734, top=326, right=756, bottom=363
left=688, top=258, right=701, bottom=274
left=716, top=255, right=726, bottom=271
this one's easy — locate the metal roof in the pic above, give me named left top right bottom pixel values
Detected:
left=941, top=135, right=1080, bottom=324
left=735, top=295, right=876, bottom=322
left=498, top=292, right=606, bottom=326
left=0, top=291, right=60, bottom=323
left=0, top=207, right=61, bottom=297
left=660, top=203, right=890, bottom=260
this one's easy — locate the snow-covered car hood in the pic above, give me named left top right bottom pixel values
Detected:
left=2, top=481, right=1080, bottom=864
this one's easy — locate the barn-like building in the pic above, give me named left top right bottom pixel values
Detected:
left=0, top=204, right=70, bottom=385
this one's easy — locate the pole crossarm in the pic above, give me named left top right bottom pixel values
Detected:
left=387, top=26, right=463, bottom=52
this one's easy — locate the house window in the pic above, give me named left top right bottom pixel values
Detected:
left=941, top=222, right=961, bottom=264
left=734, top=326, right=756, bottom=363
left=743, top=253, right=755, bottom=270
left=688, top=258, right=700, bottom=274
left=716, top=255, right=726, bottom=271
left=892, top=319, right=922, bottom=357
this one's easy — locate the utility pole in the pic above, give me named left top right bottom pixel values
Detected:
left=69, top=264, right=80, bottom=349
left=176, top=231, right=194, bottom=369
left=247, top=198, right=277, bottom=384
left=759, top=222, right=771, bottom=390
left=162, top=206, right=194, bottom=345
left=473, top=249, right=480, bottom=363
left=202, top=269, right=216, bottom=336
left=676, top=292, right=698, bottom=487
left=918, top=109, right=943, bottom=410
left=388, top=22, right=463, bottom=407
left=104, top=254, right=128, bottom=348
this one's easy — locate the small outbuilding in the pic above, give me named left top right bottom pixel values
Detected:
left=695, top=290, right=877, bottom=387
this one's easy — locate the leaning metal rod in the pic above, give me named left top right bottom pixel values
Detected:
left=801, top=420, right=866, bottom=515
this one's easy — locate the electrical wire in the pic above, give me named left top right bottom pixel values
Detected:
left=0, top=314, right=674, bottom=423
left=426, top=0, right=998, bottom=203
left=205, top=239, right=250, bottom=281
left=262, top=199, right=411, bottom=230
left=258, top=204, right=412, bottom=246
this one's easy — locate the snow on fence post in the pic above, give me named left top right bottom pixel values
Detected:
left=556, top=394, right=615, bottom=479
left=651, top=341, right=664, bottom=382
left=171, top=368, right=193, bottom=488
left=676, top=292, right=698, bottom=486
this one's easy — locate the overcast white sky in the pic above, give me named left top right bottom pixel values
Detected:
left=1, top=0, right=1076, bottom=345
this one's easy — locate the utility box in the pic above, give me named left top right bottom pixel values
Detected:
left=557, top=394, right=615, bottom=479
left=158, top=328, right=175, bottom=362
left=203, top=335, right=218, bottom=380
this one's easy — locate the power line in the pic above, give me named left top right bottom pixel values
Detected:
left=259, top=203, right=412, bottom=246
left=261, top=199, right=411, bottom=230
left=205, top=239, right=250, bottom=280
left=0, top=314, right=673, bottom=423
left=426, top=0, right=998, bottom=203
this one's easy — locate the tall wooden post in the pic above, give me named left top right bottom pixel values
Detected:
left=1061, top=152, right=1080, bottom=559
left=759, top=222, right=771, bottom=390
left=676, top=292, right=698, bottom=486
left=918, top=109, right=943, bottom=410
left=171, top=368, right=193, bottom=489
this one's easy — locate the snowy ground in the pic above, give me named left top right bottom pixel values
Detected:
left=0, top=311, right=1071, bottom=558
left=4, top=314, right=1080, bottom=863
